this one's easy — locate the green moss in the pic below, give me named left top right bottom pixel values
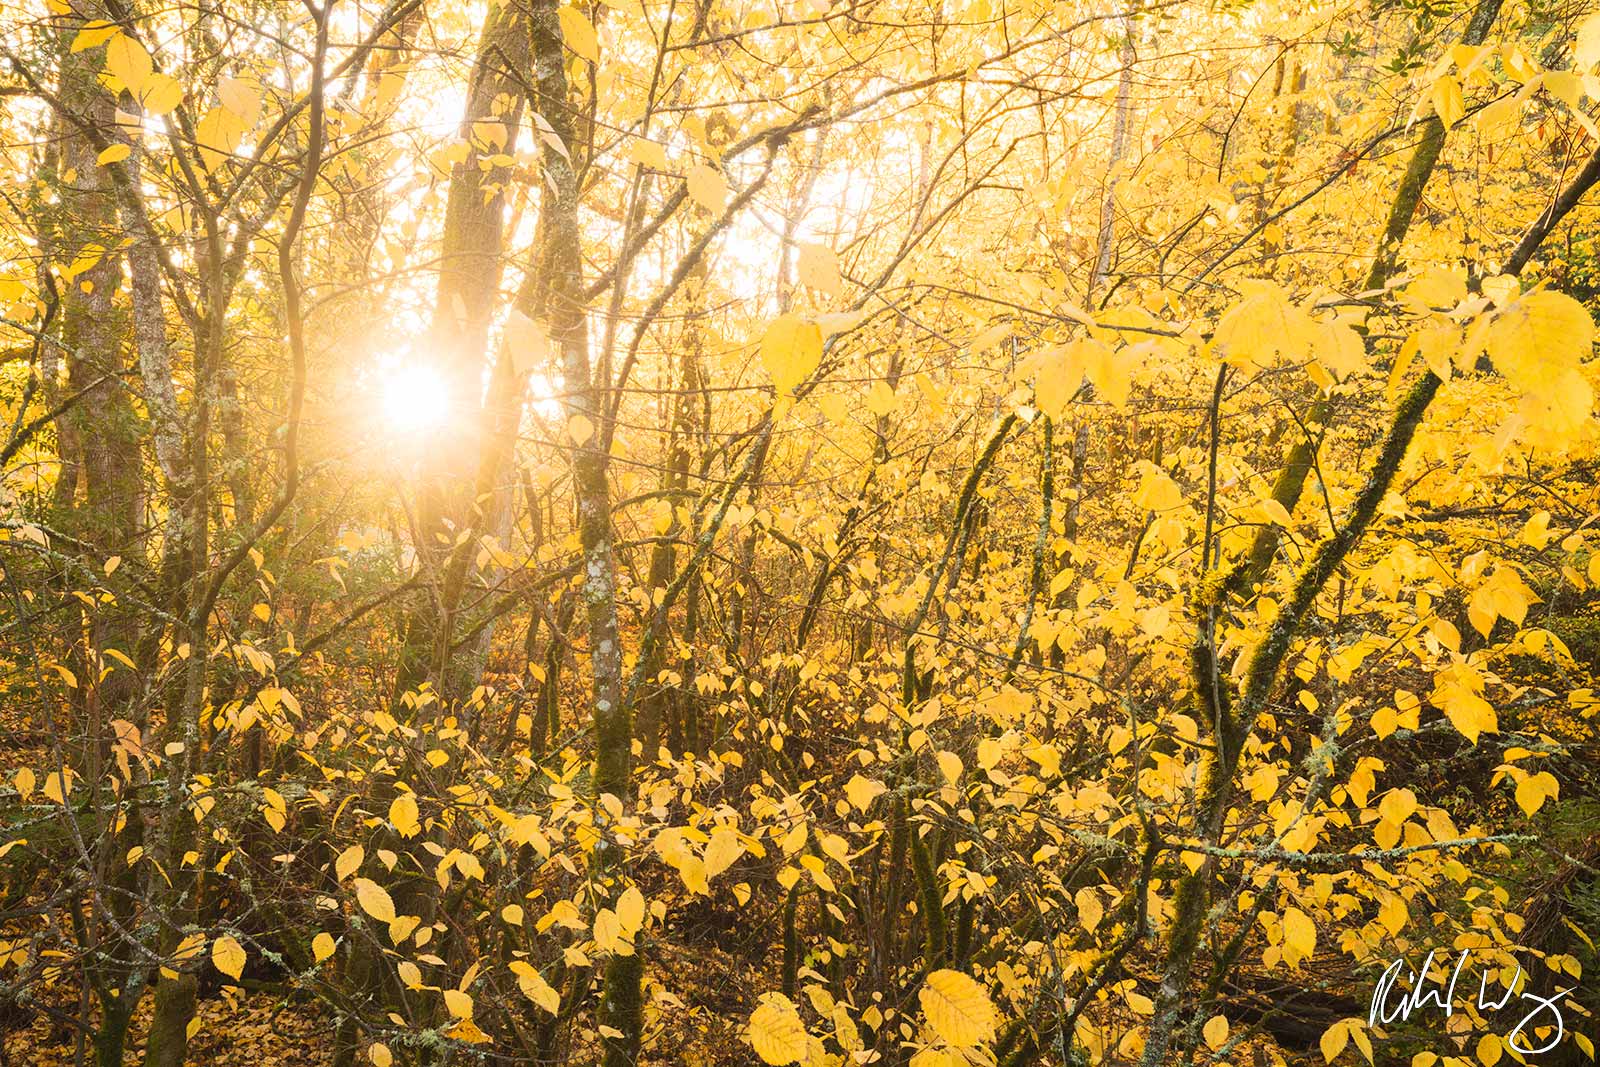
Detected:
left=1548, top=615, right=1600, bottom=670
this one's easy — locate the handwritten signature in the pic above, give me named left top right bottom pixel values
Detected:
left=1368, top=949, right=1570, bottom=1055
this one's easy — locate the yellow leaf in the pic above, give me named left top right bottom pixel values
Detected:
left=172, top=932, right=206, bottom=962
left=567, top=413, right=595, bottom=445
left=1350, top=1020, right=1374, bottom=1062
left=472, top=119, right=509, bottom=150
left=1431, top=75, right=1464, bottom=127
left=1314, top=320, right=1368, bottom=381
left=686, top=164, right=728, bottom=211
left=511, top=960, right=561, bottom=1014
left=1282, top=906, right=1317, bottom=968
left=104, top=34, right=153, bottom=94
left=312, top=933, right=335, bottom=963
left=592, top=908, right=623, bottom=953
left=1210, top=280, right=1310, bottom=371
left=1075, top=886, right=1103, bottom=933
left=42, top=769, right=73, bottom=805
left=1405, top=267, right=1468, bottom=311
left=1032, top=340, right=1087, bottom=418
left=1083, top=338, right=1131, bottom=408
left=217, top=76, right=261, bottom=126
left=703, top=825, right=744, bottom=880
left=1132, top=462, right=1184, bottom=512
left=336, top=845, right=364, bottom=881
left=1321, top=1020, right=1349, bottom=1063
left=628, top=138, right=669, bottom=170
left=1377, top=789, right=1416, bottom=828
left=445, top=1016, right=490, bottom=1043
left=818, top=832, right=848, bottom=865
left=14, top=768, right=35, bottom=801
left=1369, top=700, right=1395, bottom=742
left=1515, top=771, right=1559, bottom=816
left=1486, top=291, right=1595, bottom=397
left=388, top=917, right=420, bottom=949
left=1468, top=566, right=1537, bottom=637
left=1477, top=1033, right=1503, bottom=1066
left=650, top=499, right=674, bottom=536
left=1203, top=1014, right=1229, bottom=1051
left=504, top=309, right=550, bottom=375
left=918, top=969, right=998, bottom=1048
left=559, top=6, right=599, bottom=63
left=96, top=144, right=131, bottom=166
left=1431, top=668, right=1497, bottom=745
left=353, top=878, right=396, bottom=923
left=369, top=1043, right=393, bottom=1067
left=761, top=314, right=823, bottom=395
left=72, top=21, right=120, bottom=52
left=444, top=988, right=474, bottom=1019
left=1546, top=71, right=1584, bottom=110
left=540, top=899, right=586, bottom=934
left=389, top=793, right=420, bottom=838
left=451, top=1017, right=486, bottom=1043
left=14, top=524, right=47, bottom=547
left=797, top=243, right=842, bottom=297
left=844, top=773, right=886, bottom=812
left=1258, top=498, right=1293, bottom=527
left=502, top=904, right=525, bottom=926
left=1519, top=510, right=1553, bottom=549
left=398, top=961, right=423, bottom=988
left=211, top=935, right=246, bottom=981
left=1518, top=368, right=1595, bottom=442
left=616, top=886, right=646, bottom=936
left=866, top=379, right=898, bottom=416
left=1578, top=11, right=1600, bottom=70
left=747, top=992, right=808, bottom=1065
left=139, top=73, right=184, bottom=116
left=194, top=105, right=245, bottom=170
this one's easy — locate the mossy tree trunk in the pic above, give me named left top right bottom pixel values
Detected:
left=527, top=1, right=641, bottom=1061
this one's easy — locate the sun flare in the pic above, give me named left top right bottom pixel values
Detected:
left=380, top=364, right=451, bottom=432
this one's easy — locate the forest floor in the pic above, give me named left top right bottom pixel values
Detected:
left=4, top=992, right=333, bottom=1066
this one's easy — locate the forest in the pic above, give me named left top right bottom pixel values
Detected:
left=0, top=0, right=1598, bottom=1063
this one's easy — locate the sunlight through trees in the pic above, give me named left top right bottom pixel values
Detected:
left=1, top=0, right=1599, bottom=1064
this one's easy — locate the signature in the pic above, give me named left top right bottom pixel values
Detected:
left=1368, top=949, right=1570, bottom=1055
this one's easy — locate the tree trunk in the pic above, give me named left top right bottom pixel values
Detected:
left=527, top=1, right=640, bottom=1060
left=393, top=0, right=532, bottom=706
left=50, top=11, right=149, bottom=1062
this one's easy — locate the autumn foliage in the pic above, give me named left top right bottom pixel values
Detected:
left=1, top=0, right=1599, bottom=1065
